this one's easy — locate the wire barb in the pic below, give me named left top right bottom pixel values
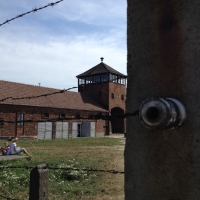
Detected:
left=0, top=86, right=78, bottom=102
left=0, top=0, right=64, bottom=27
left=0, top=165, right=124, bottom=174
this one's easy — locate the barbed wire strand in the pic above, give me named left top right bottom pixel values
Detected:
left=0, top=165, right=124, bottom=174
left=0, top=0, right=64, bottom=27
left=0, top=165, right=124, bottom=200
left=0, top=86, right=78, bottom=102
left=0, top=110, right=139, bottom=125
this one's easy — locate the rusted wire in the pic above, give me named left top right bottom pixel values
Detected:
left=0, top=110, right=139, bottom=125
left=0, top=165, right=124, bottom=174
left=0, top=0, right=64, bottom=27
left=0, top=86, right=77, bottom=102
left=0, top=164, right=123, bottom=199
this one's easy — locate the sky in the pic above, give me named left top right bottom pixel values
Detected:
left=0, top=0, right=127, bottom=90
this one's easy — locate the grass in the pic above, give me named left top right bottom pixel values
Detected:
left=0, top=137, right=125, bottom=200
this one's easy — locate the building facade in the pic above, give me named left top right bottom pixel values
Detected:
left=0, top=58, right=127, bottom=139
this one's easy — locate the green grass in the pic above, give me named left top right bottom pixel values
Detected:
left=0, top=137, right=124, bottom=200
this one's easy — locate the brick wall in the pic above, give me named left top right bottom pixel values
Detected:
left=0, top=104, right=108, bottom=138
left=108, top=82, right=126, bottom=112
left=79, top=82, right=126, bottom=133
left=78, top=82, right=126, bottom=112
left=79, top=82, right=109, bottom=109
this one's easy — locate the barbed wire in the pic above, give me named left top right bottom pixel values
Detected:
left=0, top=110, right=139, bottom=125
left=0, top=86, right=78, bottom=102
left=0, top=116, right=109, bottom=124
left=0, top=0, right=64, bottom=27
left=0, top=165, right=124, bottom=174
left=0, top=164, right=124, bottom=199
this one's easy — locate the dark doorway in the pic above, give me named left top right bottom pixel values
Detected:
left=111, top=107, right=124, bottom=133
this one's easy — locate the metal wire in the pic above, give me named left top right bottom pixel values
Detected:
left=0, top=165, right=124, bottom=174
left=0, top=164, right=124, bottom=199
left=0, top=0, right=64, bottom=27
left=0, top=86, right=77, bottom=102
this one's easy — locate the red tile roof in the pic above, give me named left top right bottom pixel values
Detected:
left=76, top=62, right=127, bottom=78
left=0, top=80, right=108, bottom=112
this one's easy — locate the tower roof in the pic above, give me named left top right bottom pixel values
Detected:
left=76, top=60, right=127, bottom=78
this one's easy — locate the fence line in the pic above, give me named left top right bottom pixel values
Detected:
left=0, top=164, right=124, bottom=199
left=0, top=86, right=77, bottom=102
left=0, top=0, right=64, bottom=27
left=0, top=165, right=124, bottom=174
left=0, top=110, right=139, bottom=126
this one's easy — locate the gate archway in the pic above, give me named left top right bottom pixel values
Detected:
left=111, top=107, right=124, bottom=133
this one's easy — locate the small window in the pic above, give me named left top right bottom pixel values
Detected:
left=17, top=113, right=24, bottom=126
left=76, top=114, right=81, bottom=119
left=111, top=93, right=114, bottom=99
left=42, top=113, right=49, bottom=118
left=60, top=114, right=66, bottom=118
left=121, top=95, right=124, bottom=101
left=0, top=118, right=4, bottom=127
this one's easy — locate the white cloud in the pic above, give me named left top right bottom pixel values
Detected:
left=56, top=0, right=126, bottom=27
left=0, top=0, right=127, bottom=89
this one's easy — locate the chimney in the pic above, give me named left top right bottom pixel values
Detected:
left=100, top=57, right=104, bottom=63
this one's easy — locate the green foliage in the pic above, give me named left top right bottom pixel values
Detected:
left=0, top=137, right=124, bottom=199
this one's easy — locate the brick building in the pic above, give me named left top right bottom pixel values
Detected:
left=0, top=58, right=127, bottom=139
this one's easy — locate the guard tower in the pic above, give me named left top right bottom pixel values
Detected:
left=76, top=58, right=127, bottom=134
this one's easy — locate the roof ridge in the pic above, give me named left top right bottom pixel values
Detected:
left=0, top=80, right=62, bottom=91
left=76, top=62, right=127, bottom=78
left=101, top=62, right=110, bottom=73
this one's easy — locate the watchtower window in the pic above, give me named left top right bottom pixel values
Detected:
left=121, top=95, right=124, bottom=101
left=93, top=75, right=100, bottom=83
left=101, top=74, right=109, bottom=82
left=79, top=78, right=85, bottom=85
left=121, top=78, right=126, bottom=85
left=111, top=93, right=114, bottom=99
left=86, top=76, right=93, bottom=84
left=110, top=74, right=118, bottom=83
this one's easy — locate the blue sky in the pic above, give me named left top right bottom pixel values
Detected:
left=0, top=0, right=127, bottom=90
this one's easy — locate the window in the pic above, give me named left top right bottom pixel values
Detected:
left=111, top=93, right=114, bottom=99
left=110, top=74, right=118, bottom=83
left=121, top=78, right=126, bottom=85
left=42, top=113, right=49, bottom=118
left=101, top=74, right=109, bottom=82
left=93, top=75, right=100, bottom=83
left=85, top=76, right=94, bottom=84
left=17, top=113, right=24, bottom=126
left=60, top=114, right=66, bottom=118
left=78, top=78, right=85, bottom=85
left=0, top=118, right=4, bottom=127
left=121, top=95, right=124, bottom=101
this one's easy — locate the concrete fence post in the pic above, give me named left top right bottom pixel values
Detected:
left=126, top=0, right=200, bottom=199
left=29, top=164, right=49, bottom=200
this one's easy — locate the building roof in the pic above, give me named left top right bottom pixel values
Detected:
left=76, top=62, right=127, bottom=78
left=0, top=80, right=108, bottom=112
